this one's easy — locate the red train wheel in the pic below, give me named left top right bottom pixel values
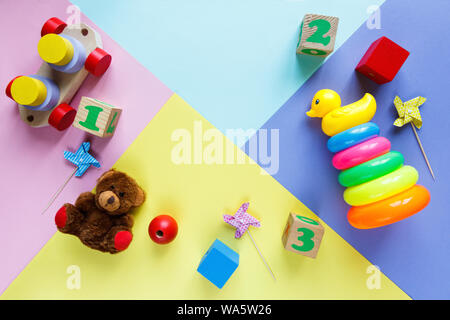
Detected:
left=5, top=76, right=23, bottom=100
left=41, top=17, right=67, bottom=37
left=48, top=103, right=76, bottom=131
left=84, top=48, right=112, bottom=77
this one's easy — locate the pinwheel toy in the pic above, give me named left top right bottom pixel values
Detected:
left=393, top=96, right=435, bottom=179
left=224, top=202, right=276, bottom=281
left=63, top=141, right=100, bottom=176
left=42, top=141, right=100, bottom=214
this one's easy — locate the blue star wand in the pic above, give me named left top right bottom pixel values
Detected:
left=41, top=142, right=100, bottom=215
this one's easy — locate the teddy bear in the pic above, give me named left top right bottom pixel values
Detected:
left=54, top=169, right=146, bottom=254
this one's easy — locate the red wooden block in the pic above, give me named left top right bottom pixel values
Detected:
left=355, top=36, right=409, bottom=84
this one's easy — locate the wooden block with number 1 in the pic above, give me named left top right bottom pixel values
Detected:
left=296, top=14, right=339, bottom=57
left=282, top=212, right=324, bottom=259
left=73, top=96, right=121, bottom=137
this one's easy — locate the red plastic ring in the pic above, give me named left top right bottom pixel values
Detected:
left=48, top=103, right=77, bottom=131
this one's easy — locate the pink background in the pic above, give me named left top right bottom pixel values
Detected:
left=0, top=0, right=172, bottom=294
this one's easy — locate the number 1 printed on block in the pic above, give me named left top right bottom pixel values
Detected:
left=73, top=96, right=122, bottom=138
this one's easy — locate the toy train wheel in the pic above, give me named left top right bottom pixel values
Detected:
left=48, top=103, right=77, bottom=131
left=41, top=17, right=67, bottom=37
left=84, top=48, right=112, bottom=77
left=5, top=76, right=22, bottom=100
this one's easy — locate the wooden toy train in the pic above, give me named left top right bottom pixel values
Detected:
left=5, top=17, right=111, bottom=131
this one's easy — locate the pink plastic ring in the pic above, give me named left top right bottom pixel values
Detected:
left=332, top=136, right=391, bottom=170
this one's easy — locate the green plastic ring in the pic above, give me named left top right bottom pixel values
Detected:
left=338, top=151, right=404, bottom=187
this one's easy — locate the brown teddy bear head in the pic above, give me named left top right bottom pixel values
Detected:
left=95, top=169, right=145, bottom=215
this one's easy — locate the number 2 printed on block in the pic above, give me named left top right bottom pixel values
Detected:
left=301, top=19, right=331, bottom=56
left=306, top=19, right=331, bottom=46
left=297, top=14, right=339, bottom=58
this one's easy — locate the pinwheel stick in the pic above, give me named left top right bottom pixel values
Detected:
left=410, top=123, right=435, bottom=180
left=41, top=168, right=77, bottom=215
left=247, top=230, right=276, bottom=281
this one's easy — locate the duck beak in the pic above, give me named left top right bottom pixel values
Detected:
left=306, top=109, right=318, bottom=117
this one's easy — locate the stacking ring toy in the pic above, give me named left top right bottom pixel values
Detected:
left=307, top=89, right=430, bottom=229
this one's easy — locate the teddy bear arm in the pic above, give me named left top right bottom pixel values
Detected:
left=74, top=192, right=97, bottom=213
left=58, top=204, right=85, bottom=235
left=113, top=214, right=134, bottom=228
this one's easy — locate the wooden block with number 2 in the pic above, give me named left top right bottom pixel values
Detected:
left=296, top=14, right=339, bottom=57
left=282, top=212, right=324, bottom=259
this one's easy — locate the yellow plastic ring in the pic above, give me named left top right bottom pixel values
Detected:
left=343, top=165, right=419, bottom=206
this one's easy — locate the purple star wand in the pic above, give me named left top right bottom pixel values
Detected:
left=224, top=202, right=276, bottom=281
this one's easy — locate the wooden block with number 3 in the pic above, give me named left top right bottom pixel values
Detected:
left=73, top=96, right=121, bottom=137
left=282, top=212, right=324, bottom=259
left=296, top=14, right=339, bottom=57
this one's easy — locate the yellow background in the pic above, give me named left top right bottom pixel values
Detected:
left=1, top=95, right=409, bottom=299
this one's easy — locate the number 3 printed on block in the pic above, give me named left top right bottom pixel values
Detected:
left=291, top=227, right=315, bottom=252
left=291, top=215, right=318, bottom=252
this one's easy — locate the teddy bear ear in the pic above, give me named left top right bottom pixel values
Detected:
left=134, top=187, right=146, bottom=207
left=97, top=169, right=116, bottom=183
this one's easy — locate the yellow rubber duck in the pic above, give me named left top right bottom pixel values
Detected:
left=306, top=89, right=377, bottom=136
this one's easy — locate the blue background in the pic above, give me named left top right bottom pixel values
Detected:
left=246, top=0, right=450, bottom=299
left=72, top=0, right=384, bottom=135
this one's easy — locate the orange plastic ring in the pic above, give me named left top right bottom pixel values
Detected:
left=347, top=184, right=430, bottom=229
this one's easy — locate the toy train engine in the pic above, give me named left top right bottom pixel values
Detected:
left=5, top=17, right=111, bottom=131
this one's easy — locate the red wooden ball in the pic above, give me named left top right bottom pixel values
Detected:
left=148, top=215, right=178, bottom=244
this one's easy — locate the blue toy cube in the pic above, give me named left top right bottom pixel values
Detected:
left=197, top=239, right=239, bottom=289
